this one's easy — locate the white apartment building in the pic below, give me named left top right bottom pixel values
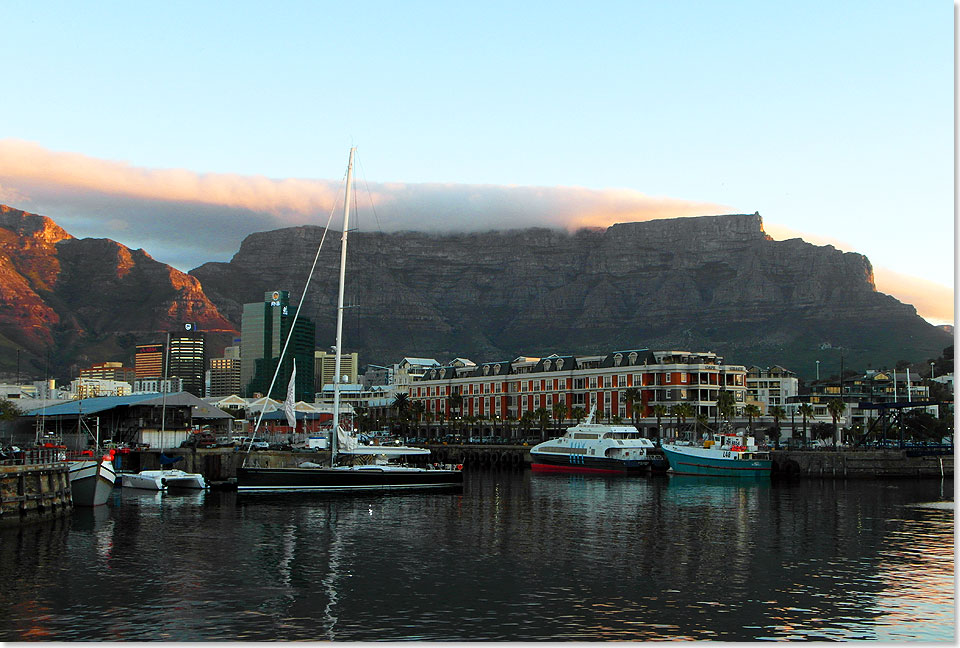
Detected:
left=745, top=365, right=799, bottom=414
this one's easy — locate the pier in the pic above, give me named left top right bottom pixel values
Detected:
left=0, top=451, right=73, bottom=525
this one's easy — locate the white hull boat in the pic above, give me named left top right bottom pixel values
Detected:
left=67, top=456, right=117, bottom=506
left=120, top=469, right=207, bottom=490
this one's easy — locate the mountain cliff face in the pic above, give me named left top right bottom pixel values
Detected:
left=191, top=213, right=950, bottom=376
left=0, top=205, right=237, bottom=377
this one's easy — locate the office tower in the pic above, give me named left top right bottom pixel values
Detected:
left=240, top=290, right=314, bottom=400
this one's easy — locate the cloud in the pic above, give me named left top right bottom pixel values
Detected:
left=0, top=139, right=952, bottom=325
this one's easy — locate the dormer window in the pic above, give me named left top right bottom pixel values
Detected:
left=628, top=352, right=638, bottom=365
left=483, top=365, right=490, bottom=376
left=556, top=358, right=564, bottom=370
left=544, top=360, right=552, bottom=371
left=494, top=364, right=501, bottom=374
left=614, top=353, right=623, bottom=366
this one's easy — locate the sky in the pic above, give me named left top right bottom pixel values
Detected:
left=0, top=1, right=954, bottom=324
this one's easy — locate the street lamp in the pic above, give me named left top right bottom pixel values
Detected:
left=931, top=362, right=936, bottom=380
left=815, top=360, right=820, bottom=381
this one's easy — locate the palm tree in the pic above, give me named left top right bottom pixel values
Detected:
left=799, top=403, right=814, bottom=445
left=623, top=387, right=640, bottom=426
left=533, top=407, right=550, bottom=441
left=652, top=404, right=667, bottom=444
left=769, top=406, right=786, bottom=448
left=392, top=392, right=409, bottom=418
left=633, top=403, right=646, bottom=436
left=827, top=398, right=846, bottom=446
left=447, top=392, right=464, bottom=420
left=675, top=402, right=694, bottom=441
left=571, top=406, right=587, bottom=424
left=392, top=392, right=410, bottom=436
left=716, top=390, right=736, bottom=422
left=551, top=401, right=567, bottom=433
left=410, top=400, right=426, bottom=436
left=743, top=404, right=761, bottom=437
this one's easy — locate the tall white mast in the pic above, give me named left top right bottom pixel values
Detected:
left=330, top=147, right=356, bottom=466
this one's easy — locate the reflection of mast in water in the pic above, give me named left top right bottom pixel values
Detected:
left=321, top=518, right=345, bottom=641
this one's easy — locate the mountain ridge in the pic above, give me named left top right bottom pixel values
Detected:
left=0, top=204, right=949, bottom=381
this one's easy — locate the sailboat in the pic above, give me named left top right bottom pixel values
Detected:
left=237, top=148, right=462, bottom=493
left=119, top=338, right=207, bottom=490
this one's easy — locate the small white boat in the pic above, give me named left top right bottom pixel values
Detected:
left=120, top=469, right=207, bottom=490
left=67, top=452, right=117, bottom=506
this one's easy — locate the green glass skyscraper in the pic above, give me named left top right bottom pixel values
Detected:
left=240, top=290, right=315, bottom=401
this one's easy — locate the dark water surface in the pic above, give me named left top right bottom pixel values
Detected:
left=0, top=472, right=954, bottom=641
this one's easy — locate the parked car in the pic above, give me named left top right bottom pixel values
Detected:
left=180, top=432, right=217, bottom=448
left=239, top=437, right=269, bottom=450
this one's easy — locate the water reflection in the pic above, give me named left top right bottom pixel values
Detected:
left=0, top=473, right=953, bottom=641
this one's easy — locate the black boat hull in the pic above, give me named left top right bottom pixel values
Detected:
left=237, top=466, right=463, bottom=493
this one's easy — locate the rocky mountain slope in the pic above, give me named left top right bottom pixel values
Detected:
left=0, top=205, right=237, bottom=378
left=191, top=212, right=951, bottom=377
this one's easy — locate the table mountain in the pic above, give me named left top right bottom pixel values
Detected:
left=0, top=205, right=237, bottom=379
left=191, top=212, right=950, bottom=377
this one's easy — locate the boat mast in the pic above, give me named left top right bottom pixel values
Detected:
left=330, top=147, right=356, bottom=467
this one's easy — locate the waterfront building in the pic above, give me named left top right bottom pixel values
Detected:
left=240, top=290, right=315, bottom=401
left=408, top=349, right=747, bottom=437
left=786, top=369, right=937, bottom=444
left=745, top=365, right=798, bottom=414
left=316, top=382, right=379, bottom=412
left=134, top=343, right=164, bottom=378
left=167, top=324, right=206, bottom=397
left=394, top=357, right=440, bottom=392
left=133, top=377, right=183, bottom=393
left=80, top=361, right=136, bottom=384
left=314, top=350, right=359, bottom=391
left=208, top=345, right=241, bottom=398
left=70, top=378, right=132, bottom=399
left=361, top=364, right=393, bottom=389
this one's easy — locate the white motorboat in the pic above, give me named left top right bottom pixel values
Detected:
left=67, top=451, right=117, bottom=506
left=530, top=407, right=667, bottom=474
left=120, top=468, right=207, bottom=490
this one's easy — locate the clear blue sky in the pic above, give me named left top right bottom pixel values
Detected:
left=0, top=1, right=954, bottom=321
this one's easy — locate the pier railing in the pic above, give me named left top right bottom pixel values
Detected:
left=0, top=448, right=67, bottom=466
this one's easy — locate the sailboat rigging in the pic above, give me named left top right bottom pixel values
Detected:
left=237, top=147, right=462, bottom=493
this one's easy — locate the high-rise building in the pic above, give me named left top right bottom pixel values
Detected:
left=240, top=290, right=314, bottom=400
left=208, top=345, right=242, bottom=397
left=135, top=344, right=164, bottom=378
left=167, top=323, right=206, bottom=397
left=314, top=350, right=359, bottom=391
left=80, top=361, right=136, bottom=384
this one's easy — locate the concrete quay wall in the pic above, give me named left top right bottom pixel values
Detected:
left=0, top=462, right=72, bottom=525
left=123, top=445, right=952, bottom=484
left=771, top=449, right=953, bottom=479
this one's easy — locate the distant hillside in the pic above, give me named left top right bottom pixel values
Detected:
left=190, top=213, right=951, bottom=378
left=0, top=205, right=237, bottom=380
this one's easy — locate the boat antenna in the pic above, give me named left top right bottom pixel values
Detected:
left=331, top=147, right=356, bottom=467
left=240, top=154, right=348, bottom=461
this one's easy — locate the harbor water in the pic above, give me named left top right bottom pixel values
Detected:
left=0, top=472, right=953, bottom=641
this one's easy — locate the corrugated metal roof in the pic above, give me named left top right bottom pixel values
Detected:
left=24, top=391, right=232, bottom=420
left=24, top=393, right=162, bottom=416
